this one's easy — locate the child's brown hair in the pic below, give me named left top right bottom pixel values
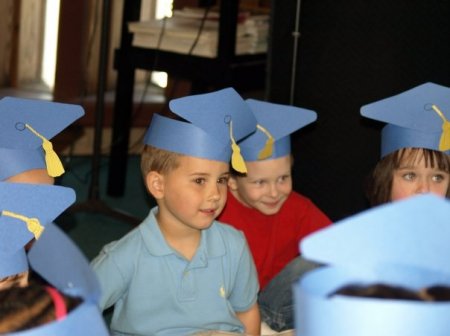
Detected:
left=0, top=271, right=28, bottom=291
left=330, top=283, right=450, bottom=302
left=365, top=148, right=450, bottom=206
left=0, top=282, right=82, bottom=332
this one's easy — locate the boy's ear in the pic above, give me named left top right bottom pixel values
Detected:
left=146, top=171, right=165, bottom=199
left=228, top=175, right=239, bottom=191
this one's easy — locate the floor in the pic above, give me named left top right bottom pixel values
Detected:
left=56, top=155, right=153, bottom=260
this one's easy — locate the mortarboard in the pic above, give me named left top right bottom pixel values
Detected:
left=14, top=222, right=109, bottom=335
left=239, top=99, right=317, bottom=161
left=144, top=88, right=257, bottom=173
left=0, top=183, right=108, bottom=334
left=0, top=182, right=76, bottom=279
left=361, top=82, right=450, bottom=157
left=0, top=97, right=85, bottom=180
left=294, top=194, right=450, bottom=336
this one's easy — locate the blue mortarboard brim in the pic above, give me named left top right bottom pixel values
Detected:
left=0, top=96, right=85, bottom=180
left=294, top=194, right=450, bottom=336
left=0, top=183, right=76, bottom=278
left=17, top=222, right=109, bottom=335
left=0, top=249, right=27, bottom=280
left=149, top=88, right=257, bottom=172
left=360, top=82, right=450, bottom=158
left=144, top=113, right=233, bottom=162
left=240, top=99, right=317, bottom=161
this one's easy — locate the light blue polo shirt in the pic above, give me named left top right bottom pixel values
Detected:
left=91, top=207, right=259, bottom=336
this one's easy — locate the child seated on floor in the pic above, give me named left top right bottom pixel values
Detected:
left=0, top=96, right=84, bottom=183
left=0, top=182, right=109, bottom=335
left=218, top=99, right=332, bottom=332
left=361, top=82, right=450, bottom=206
left=91, top=88, right=262, bottom=335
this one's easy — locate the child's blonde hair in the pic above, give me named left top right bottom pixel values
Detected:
left=365, top=148, right=450, bottom=206
left=140, top=145, right=182, bottom=179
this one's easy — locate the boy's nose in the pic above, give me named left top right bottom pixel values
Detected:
left=268, top=184, right=279, bottom=197
left=208, top=184, right=221, bottom=201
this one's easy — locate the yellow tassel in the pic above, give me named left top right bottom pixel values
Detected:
left=441, top=120, right=450, bottom=151
left=231, top=142, right=247, bottom=173
left=431, top=105, right=450, bottom=151
left=256, top=124, right=274, bottom=160
left=25, top=124, right=65, bottom=177
left=229, top=120, right=247, bottom=173
left=2, top=210, right=44, bottom=239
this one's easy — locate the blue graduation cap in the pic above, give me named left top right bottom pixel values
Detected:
left=15, top=222, right=109, bottom=335
left=361, top=82, right=450, bottom=157
left=0, top=182, right=76, bottom=279
left=144, top=88, right=257, bottom=173
left=239, top=99, right=317, bottom=161
left=0, top=97, right=85, bottom=180
left=294, top=194, right=450, bottom=336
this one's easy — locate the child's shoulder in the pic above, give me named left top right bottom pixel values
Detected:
left=213, top=221, right=247, bottom=244
left=96, top=225, right=142, bottom=257
left=290, top=190, right=313, bottom=202
left=288, top=191, right=326, bottom=209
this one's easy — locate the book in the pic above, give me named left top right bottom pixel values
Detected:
left=128, top=11, right=269, bottom=58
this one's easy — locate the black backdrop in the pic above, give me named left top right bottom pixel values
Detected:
left=267, top=0, right=450, bottom=221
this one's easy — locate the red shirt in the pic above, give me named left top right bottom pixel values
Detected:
left=218, top=191, right=332, bottom=289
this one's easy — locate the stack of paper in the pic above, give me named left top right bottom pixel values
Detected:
left=128, top=8, right=269, bottom=58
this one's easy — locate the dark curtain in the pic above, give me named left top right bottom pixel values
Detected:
left=268, top=0, right=450, bottom=220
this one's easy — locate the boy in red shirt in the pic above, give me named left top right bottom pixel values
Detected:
left=218, top=99, right=332, bottom=332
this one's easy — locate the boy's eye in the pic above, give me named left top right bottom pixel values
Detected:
left=217, top=176, right=229, bottom=184
left=194, top=178, right=206, bottom=185
left=277, top=175, right=290, bottom=183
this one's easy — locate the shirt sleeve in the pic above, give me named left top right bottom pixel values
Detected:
left=91, top=241, right=128, bottom=310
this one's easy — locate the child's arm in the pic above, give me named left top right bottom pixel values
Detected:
left=90, top=242, right=128, bottom=310
left=235, top=302, right=261, bottom=336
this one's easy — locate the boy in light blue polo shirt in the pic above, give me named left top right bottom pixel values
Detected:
left=91, top=88, right=261, bottom=336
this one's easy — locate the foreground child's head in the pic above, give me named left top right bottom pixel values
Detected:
left=0, top=97, right=84, bottom=183
left=294, top=194, right=450, bottom=336
left=16, top=221, right=110, bottom=335
left=228, top=99, right=317, bottom=215
left=0, top=183, right=76, bottom=290
left=0, top=282, right=82, bottom=333
left=141, top=88, right=257, bottom=228
left=331, top=283, right=450, bottom=302
left=362, top=82, right=450, bottom=206
left=0, top=182, right=108, bottom=335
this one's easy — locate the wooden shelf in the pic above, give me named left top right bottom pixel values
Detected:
left=107, top=0, right=267, bottom=196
